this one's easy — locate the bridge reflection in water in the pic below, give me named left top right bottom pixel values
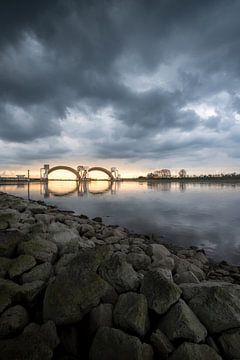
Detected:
left=40, top=180, right=120, bottom=198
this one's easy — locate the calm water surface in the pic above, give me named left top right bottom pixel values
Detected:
left=1, top=180, right=240, bottom=265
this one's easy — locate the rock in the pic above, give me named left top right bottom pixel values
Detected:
left=169, top=342, right=222, bottom=360
left=0, top=257, right=12, bottom=278
left=127, top=253, right=151, bottom=271
left=105, top=236, right=122, bottom=244
left=150, top=329, right=174, bottom=359
left=142, top=343, right=154, bottom=360
left=174, top=256, right=205, bottom=281
left=0, top=230, right=25, bottom=257
left=19, top=280, right=45, bottom=302
left=8, top=254, right=36, bottom=278
left=18, top=239, right=58, bottom=263
left=47, top=222, right=81, bottom=254
left=89, top=327, right=143, bottom=360
left=218, top=328, right=240, bottom=359
left=0, top=209, right=20, bottom=229
left=99, top=254, right=140, bottom=293
left=43, top=248, right=110, bottom=325
left=141, top=269, right=181, bottom=315
left=0, top=321, right=59, bottom=360
left=181, top=281, right=240, bottom=333
left=147, top=244, right=175, bottom=270
left=54, top=254, right=76, bottom=274
left=173, top=271, right=200, bottom=284
left=0, top=279, right=20, bottom=313
left=159, top=299, right=207, bottom=343
left=93, top=217, right=102, bottom=223
left=113, top=292, right=149, bottom=337
left=0, top=305, right=29, bottom=337
left=21, top=262, right=53, bottom=283
left=89, top=304, right=113, bottom=335
left=79, top=223, right=95, bottom=236
left=27, top=203, right=47, bottom=214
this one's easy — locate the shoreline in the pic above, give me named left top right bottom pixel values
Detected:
left=0, top=191, right=240, bottom=359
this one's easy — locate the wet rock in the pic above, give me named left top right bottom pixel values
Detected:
left=173, top=270, right=200, bottom=284
left=21, top=262, right=53, bottom=283
left=27, top=203, right=47, bottom=214
left=218, top=328, right=240, bottom=359
left=89, top=303, right=113, bottom=335
left=8, top=254, right=36, bottom=278
left=0, top=257, right=12, bottom=278
left=18, top=239, right=58, bottom=263
left=0, top=320, right=59, bottom=360
left=89, top=327, right=143, bottom=360
left=113, top=292, right=149, bottom=337
left=141, top=269, right=181, bottom=315
left=150, top=329, right=174, bottom=359
left=99, top=254, right=140, bottom=293
left=0, top=230, right=25, bottom=257
left=181, top=281, right=240, bottom=333
left=0, top=305, right=29, bottom=337
left=127, top=253, right=151, bottom=271
left=169, top=342, right=222, bottom=360
left=93, top=217, right=102, bottom=223
left=47, top=222, right=81, bottom=254
left=159, top=299, right=207, bottom=343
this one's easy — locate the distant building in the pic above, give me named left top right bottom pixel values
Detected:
left=147, top=169, right=171, bottom=178
left=178, top=169, right=187, bottom=178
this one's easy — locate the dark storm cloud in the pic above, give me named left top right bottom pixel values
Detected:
left=0, top=0, right=240, bottom=163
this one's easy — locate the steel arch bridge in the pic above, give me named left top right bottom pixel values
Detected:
left=40, top=164, right=120, bottom=181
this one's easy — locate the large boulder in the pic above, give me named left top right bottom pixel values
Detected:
left=0, top=230, right=25, bottom=257
left=0, top=305, right=29, bottom=337
left=43, top=248, right=110, bottom=325
left=8, top=255, right=36, bottom=279
left=147, top=244, right=174, bottom=271
left=173, top=271, right=200, bottom=285
left=0, top=209, right=20, bottom=230
left=141, top=269, right=181, bottom=315
left=0, top=257, right=12, bottom=278
left=218, top=328, right=240, bottom=359
left=99, top=254, right=140, bottom=293
left=21, top=262, right=53, bottom=283
left=126, top=253, right=151, bottom=271
left=159, top=299, right=207, bottom=343
left=47, top=222, right=81, bottom=255
left=0, top=321, right=59, bottom=360
left=169, top=342, right=222, bottom=360
left=181, top=282, right=240, bottom=333
left=113, top=292, right=149, bottom=337
left=174, top=256, right=205, bottom=281
left=89, top=303, right=113, bottom=335
left=89, top=327, right=143, bottom=360
left=18, top=239, right=58, bottom=263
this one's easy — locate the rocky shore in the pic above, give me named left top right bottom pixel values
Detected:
left=0, top=191, right=240, bottom=359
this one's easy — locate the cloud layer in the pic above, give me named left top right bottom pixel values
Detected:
left=0, top=0, right=240, bottom=172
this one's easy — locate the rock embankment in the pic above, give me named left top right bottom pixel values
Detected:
left=0, top=191, right=240, bottom=359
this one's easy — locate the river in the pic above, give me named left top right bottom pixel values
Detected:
left=1, top=180, right=240, bottom=265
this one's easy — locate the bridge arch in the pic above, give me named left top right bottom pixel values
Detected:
left=48, top=166, right=80, bottom=180
left=88, top=167, right=114, bottom=180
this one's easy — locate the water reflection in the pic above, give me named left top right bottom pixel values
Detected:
left=40, top=180, right=120, bottom=198
left=1, top=180, right=240, bottom=264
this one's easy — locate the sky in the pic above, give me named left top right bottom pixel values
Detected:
left=0, top=0, right=240, bottom=178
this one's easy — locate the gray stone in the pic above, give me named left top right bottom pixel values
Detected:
left=141, top=269, right=181, bottom=315
left=0, top=279, right=20, bottom=313
left=127, top=253, right=151, bottom=271
left=18, top=239, right=58, bottom=263
left=159, top=299, right=207, bottom=343
left=54, top=253, right=76, bottom=274
left=21, top=262, right=53, bottom=283
left=142, top=343, right=154, bottom=360
left=113, top=292, right=149, bottom=337
left=0, top=230, right=25, bottom=257
left=89, top=304, right=113, bottom=335
left=0, top=305, right=29, bottom=337
left=147, top=244, right=174, bottom=270
left=0, top=257, right=12, bottom=278
left=47, top=222, right=81, bottom=254
left=169, top=342, right=222, bottom=360
left=99, top=254, right=140, bottom=293
left=43, top=248, right=110, bottom=325
left=218, top=328, right=240, bottom=359
left=174, top=256, right=205, bottom=281
left=181, top=281, right=240, bottom=333
left=89, top=327, right=143, bottom=360
left=173, top=270, right=200, bottom=284
left=0, top=209, right=20, bottom=229
left=19, top=280, right=45, bottom=302
left=0, top=320, right=59, bottom=360
left=150, top=329, right=174, bottom=359
left=8, top=254, right=36, bottom=278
